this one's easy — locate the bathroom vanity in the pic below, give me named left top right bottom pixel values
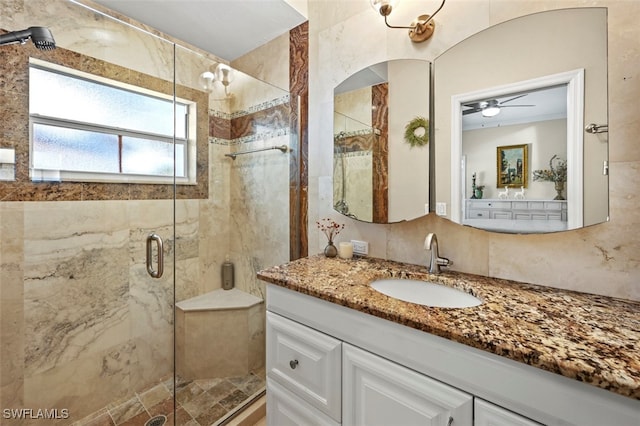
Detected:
left=258, top=255, right=639, bottom=426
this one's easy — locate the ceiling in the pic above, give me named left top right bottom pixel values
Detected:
left=462, top=85, right=568, bottom=131
left=92, top=0, right=307, bottom=61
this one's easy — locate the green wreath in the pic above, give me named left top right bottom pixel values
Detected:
left=404, top=116, right=429, bottom=148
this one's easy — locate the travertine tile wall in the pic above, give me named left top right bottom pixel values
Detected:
left=308, top=0, right=639, bottom=301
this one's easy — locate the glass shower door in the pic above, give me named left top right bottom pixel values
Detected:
left=0, top=1, right=177, bottom=424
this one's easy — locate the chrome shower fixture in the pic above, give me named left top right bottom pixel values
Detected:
left=0, top=26, right=56, bottom=50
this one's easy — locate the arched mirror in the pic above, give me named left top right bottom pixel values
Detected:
left=333, top=59, right=431, bottom=223
left=434, top=8, right=608, bottom=234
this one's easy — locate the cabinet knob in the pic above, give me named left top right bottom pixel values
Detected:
left=289, top=359, right=299, bottom=369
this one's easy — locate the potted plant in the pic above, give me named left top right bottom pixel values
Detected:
left=533, top=155, right=567, bottom=200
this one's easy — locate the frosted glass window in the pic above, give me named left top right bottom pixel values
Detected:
left=30, top=66, right=187, bottom=139
left=32, top=124, right=120, bottom=173
left=28, top=60, right=194, bottom=184
left=122, top=137, right=185, bottom=178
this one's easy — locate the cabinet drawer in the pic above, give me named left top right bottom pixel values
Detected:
left=266, top=312, right=341, bottom=421
left=469, top=201, right=511, bottom=209
left=267, top=378, right=340, bottom=426
left=513, top=213, right=532, bottom=220
left=491, top=211, right=513, bottom=220
left=544, top=202, right=563, bottom=210
left=468, top=209, right=490, bottom=218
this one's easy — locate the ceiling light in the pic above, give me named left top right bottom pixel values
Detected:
left=370, top=0, right=446, bottom=43
left=482, top=106, right=501, bottom=117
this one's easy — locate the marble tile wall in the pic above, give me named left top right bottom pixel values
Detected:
left=0, top=0, right=292, bottom=422
left=308, top=0, right=640, bottom=301
left=0, top=199, right=184, bottom=423
left=230, top=22, right=309, bottom=261
left=0, top=42, right=209, bottom=202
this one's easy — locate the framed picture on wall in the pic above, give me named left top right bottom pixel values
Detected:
left=497, top=144, right=528, bottom=188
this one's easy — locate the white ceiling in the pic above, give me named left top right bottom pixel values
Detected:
left=461, top=85, right=568, bottom=131
left=92, top=0, right=307, bottom=61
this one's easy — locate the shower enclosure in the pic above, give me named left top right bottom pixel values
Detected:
left=0, top=1, right=291, bottom=424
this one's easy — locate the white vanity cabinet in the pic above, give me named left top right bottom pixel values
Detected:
left=266, top=311, right=342, bottom=422
left=465, top=199, right=567, bottom=221
left=267, top=311, right=473, bottom=426
left=343, top=343, right=473, bottom=426
left=265, top=284, right=640, bottom=426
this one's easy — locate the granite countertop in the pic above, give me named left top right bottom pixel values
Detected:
left=257, top=255, right=640, bottom=400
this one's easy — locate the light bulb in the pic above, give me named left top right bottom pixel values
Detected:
left=215, top=64, right=234, bottom=87
left=198, top=71, right=215, bottom=92
left=482, top=106, right=501, bottom=117
left=370, top=0, right=399, bottom=16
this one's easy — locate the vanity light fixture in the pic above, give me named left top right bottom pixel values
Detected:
left=370, top=0, right=446, bottom=43
left=198, top=63, right=235, bottom=97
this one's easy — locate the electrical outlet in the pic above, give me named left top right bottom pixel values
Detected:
left=351, top=240, right=369, bottom=256
left=436, top=202, right=447, bottom=216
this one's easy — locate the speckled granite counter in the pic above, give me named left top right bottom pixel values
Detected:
left=258, top=255, right=640, bottom=400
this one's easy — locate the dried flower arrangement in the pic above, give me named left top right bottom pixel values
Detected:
left=316, top=218, right=344, bottom=243
left=533, top=155, right=567, bottom=183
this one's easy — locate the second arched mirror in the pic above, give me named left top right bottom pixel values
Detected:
left=434, top=8, right=608, bottom=234
left=333, top=59, right=431, bottom=224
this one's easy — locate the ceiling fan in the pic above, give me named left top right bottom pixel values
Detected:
left=463, top=94, right=535, bottom=117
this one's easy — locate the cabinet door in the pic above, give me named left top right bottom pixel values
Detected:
left=267, top=378, right=341, bottom=426
left=343, top=343, right=473, bottom=426
left=266, top=312, right=342, bottom=421
left=475, top=399, right=543, bottom=426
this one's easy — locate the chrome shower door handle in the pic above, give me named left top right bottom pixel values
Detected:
left=146, top=232, right=164, bottom=278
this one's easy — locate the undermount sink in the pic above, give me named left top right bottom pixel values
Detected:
left=371, top=278, right=482, bottom=308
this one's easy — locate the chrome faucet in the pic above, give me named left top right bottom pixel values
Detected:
left=424, top=233, right=452, bottom=274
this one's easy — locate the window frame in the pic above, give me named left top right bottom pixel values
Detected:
left=28, top=58, right=197, bottom=185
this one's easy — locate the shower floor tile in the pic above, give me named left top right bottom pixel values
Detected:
left=74, top=371, right=265, bottom=426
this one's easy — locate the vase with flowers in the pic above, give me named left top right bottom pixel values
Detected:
left=316, top=218, right=344, bottom=258
left=533, top=155, right=567, bottom=200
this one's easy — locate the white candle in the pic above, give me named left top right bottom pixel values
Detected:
left=338, top=242, right=353, bottom=259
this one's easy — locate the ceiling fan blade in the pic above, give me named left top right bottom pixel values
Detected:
left=499, top=94, right=527, bottom=105
left=462, top=108, right=481, bottom=115
left=500, top=104, right=535, bottom=108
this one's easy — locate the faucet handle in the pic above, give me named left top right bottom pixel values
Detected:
left=437, top=257, right=452, bottom=267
